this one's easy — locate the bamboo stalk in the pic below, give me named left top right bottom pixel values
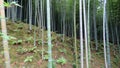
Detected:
left=0, top=0, right=11, bottom=68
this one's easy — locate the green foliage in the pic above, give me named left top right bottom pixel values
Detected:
left=0, top=32, right=16, bottom=40
left=38, top=39, right=42, bottom=45
left=24, top=56, right=34, bottom=63
left=17, top=46, right=27, bottom=54
left=25, top=37, right=33, bottom=42
left=100, top=65, right=105, bottom=68
left=0, top=51, right=4, bottom=56
left=95, top=52, right=103, bottom=56
left=17, top=24, right=24, bottom=29
left=72, top=63, right=77, bottom=68
left=13, top=29, right=19, bottom=32
left=17, top=39, right=23, bottom=43
left=56, top=57, right=67, bottom=65
left=3, top=2, right=11, bottom=7
left=24, top=37, right=33, bottom=44
left=16, top=46, right=40, bottom=54
left=12, top=39, right=23, bottom=45
left=43, top=54, right=49, bottom=60
left=113, top=55, right=120, bottom=64
left=59, top=48, right=67, bottom=54
left=0, top=16, right=8, bottom=19
left=2, top=1, right=22, bottom=8
left=51, top=36, right=56, bottom=41
left=33, top=49, right=41, bottom=54
left=52, top=59, right=56, bottom=68
left=28, top=46, right=37, bottom=52
left=112, top=0, right=118, bottom=2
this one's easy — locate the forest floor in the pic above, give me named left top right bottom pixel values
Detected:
left=0, top=21, right=119, bottom=68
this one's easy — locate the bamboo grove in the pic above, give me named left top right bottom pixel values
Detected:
left=0, top=0, right=120, bottom=68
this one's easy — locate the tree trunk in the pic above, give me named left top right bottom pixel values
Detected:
left=0, top=0, right=11, bottom=68
left=29, top=0, right=32, bottom=30
left=93, top=0, right=98, bottom=50
left=73, top=0, right=78, bottom=68
left=83, top=0, right=89, bottom=68
left=79, top=0, right=84, bottom=68
left=47, top=0, right=52, bottom=68
left=103, top=0, right=111, bottom=68
left=87, top=0, right=91, bottom=67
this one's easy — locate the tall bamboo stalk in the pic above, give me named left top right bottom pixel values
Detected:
left=47, top=0, right=52, bottom=67
left=29, top=0, right=32, bottom=30
left=103, top=0, right=108, bottom=67
left=83, top=0, right=89, bottom=68
left=0, top=0, right=11, bottom=68
left=20, top=0, right=23, bottom=21
left=79, top=0, right=84, bottom=68
left=87, top=0, right=91, bottom=67
left=73, top=0, right=78, bottom=68
left=93, top=0, right=98, bottom=50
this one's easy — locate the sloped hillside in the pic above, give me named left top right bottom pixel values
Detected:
left=0, top=21, right=119, bottom=68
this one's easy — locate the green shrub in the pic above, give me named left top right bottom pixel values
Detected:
left=24, top=56, right=34, bottom=63
left=56, top=57, right=67, bottom=65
